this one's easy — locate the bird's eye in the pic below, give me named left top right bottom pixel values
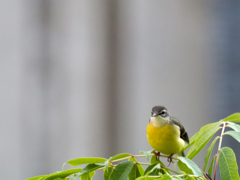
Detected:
left=160, top=111, right=168, bottom=117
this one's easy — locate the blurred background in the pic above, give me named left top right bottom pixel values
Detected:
left=1, top=0, right=240, bottom=179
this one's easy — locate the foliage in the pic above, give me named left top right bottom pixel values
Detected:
left=26, top=113, right=240, bottom=180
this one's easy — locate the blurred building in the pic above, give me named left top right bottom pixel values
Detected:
left=0, top=1, right=240, bottom=179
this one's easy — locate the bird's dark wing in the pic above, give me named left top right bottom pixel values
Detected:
left=171, top=117, right=189, bottom=144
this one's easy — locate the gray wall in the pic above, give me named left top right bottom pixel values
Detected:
left=0, top=1, right=239, bottom=179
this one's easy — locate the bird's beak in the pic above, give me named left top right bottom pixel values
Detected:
left=151, top=112, right=158, bottom=117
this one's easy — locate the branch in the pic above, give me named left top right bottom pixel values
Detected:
left=213, top=122, right=226, bottom=180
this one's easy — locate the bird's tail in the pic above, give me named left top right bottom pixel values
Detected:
left=177, top=150, right=185, bottom=157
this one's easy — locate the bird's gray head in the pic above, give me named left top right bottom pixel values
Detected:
left=151, top=106, right=169, bottom=118
left=150, top=106, right=171, bottom=127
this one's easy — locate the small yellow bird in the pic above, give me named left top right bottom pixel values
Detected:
left=146, top=106, right=189, bottom=163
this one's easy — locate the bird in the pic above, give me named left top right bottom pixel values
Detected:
left=146, top=106, right=189, bottom=163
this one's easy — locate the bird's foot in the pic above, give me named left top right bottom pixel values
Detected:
left=167, top=154, right=174, bottom=166
left=154, top=151, right=160, bottom=161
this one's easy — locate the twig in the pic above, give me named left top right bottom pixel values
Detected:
left=173, top=174, right=206, bottom=180
left=110, top=154, right=178, bottom=163
left=213, top=122, right=226, bottom=180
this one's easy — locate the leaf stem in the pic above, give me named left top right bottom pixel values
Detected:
left=161, top=165, right=180, bottom=174
left=145, top=174, right=204, bottom=179
left=96, top=165, right=117, bottom=171
left=137, top=162, right=152, bottom=166
left=137, top=161, right=179, bottom=175
left=96, top=167, right=105, bottom=171
left=110, top=157, right=130, bottom=163
left=213, top=122, right=226, bottom=180
left=159, top=154, right=179, bottom=160
left=109, top=155, right=180, bottom=175
left=173, top=174, right=206, bottom=180
left=134, top=155, right=153, bottom=158
left=110, top=154, right=178, bottom=163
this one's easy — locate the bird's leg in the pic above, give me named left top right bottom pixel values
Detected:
left=154, top=151, right=160, bottom=161
left=167, top=154, right=174, bottom=166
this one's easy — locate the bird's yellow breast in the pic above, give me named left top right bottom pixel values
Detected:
left=146, top=122, right=185, bottom=155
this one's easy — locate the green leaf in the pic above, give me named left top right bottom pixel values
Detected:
left=160, top=168, right=171, bottom=176
left=140, top=150, right=154, bottom=162
left=222, top=113, right=240, bottom=123
left=187, top=122, right=221, bottom=159
left=224, top=130, right=240, bottom=143
left=203, top=136, right=219, bottom=172
left=150, top=156, right=170, bottom=175
left=110, top=153, right=131, bottom=161
left=171, top=177, right=182, bottom=180
left=104, top=158, right=110, bottom=172
left=128, top=157, right=144, bottom=176
left=219, top=147, right=239, bottom=180
left=80, top=171, right=95, bottom=180
left=136, top=174, right=172, bottom=180
left=145, top=163, right=171, bottom=176
left=25, top=175, right=46, bottom=180
left=89, top=171, right=95, bottom=179
left=181, top=177, right=195, bottom=180
left=128, top=164, right=141, bottom=180
left=137, top=164, right=145, bottom=176
left=184, top=132, right=199, bottom=150
left=109, top=161, right=135, bottom=180
left=104, top=167, right=113, bottom=180
left=104, top=153, right=131, bottom=175
left=72, top=164, right=104, bottom=179
left=40, top=168, right=82, bottom=180
left=159, top=174, right=172, bottom=179
left=226, top=122, right=240, bottom=132
left=70, top=173, right=81, bottom=180
left=67, top=157, right=107, bottom=166
left=177, top=157, right=204, bottom=176
left=150, top=156, right=164, bottom=166
left=207, top=156, right=216, bottom=178
left=177, top=160, right=192, bottom=175
left=144, top=164, right=156, bottom=175
left=80, top=173, right=89, bottom=180
left=148, top=164, right=162, bottom=176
